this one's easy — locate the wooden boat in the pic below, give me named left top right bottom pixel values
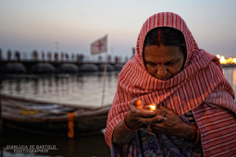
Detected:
left=0, top=94, right=111, bottom=137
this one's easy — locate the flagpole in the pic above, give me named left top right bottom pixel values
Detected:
left=101, top=50, right=108, bottom=106
left=90, top=34, right=107, bottom=106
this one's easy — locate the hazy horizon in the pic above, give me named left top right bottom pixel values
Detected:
left=1, top=0, right=236, bottom=60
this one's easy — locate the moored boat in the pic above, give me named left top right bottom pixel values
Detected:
left=0, top=94, right=111, bottom=137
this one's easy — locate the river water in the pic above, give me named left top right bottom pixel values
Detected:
left=0, top=72, right=119, bottom=107
left=0, top=67, right=236, bottom=157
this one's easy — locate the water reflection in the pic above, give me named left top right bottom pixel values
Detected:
left=223, top=67, right=236, bottom=94
left=8, top=79, right=13, bottom=95
left=1, top=130, right=110, bottom=157
left=0, top=72, right=119, bottom=107
left=234, top=69, right=236, bottom=89
left=33, top=79, right=39, bottom=95
left=0, top=69, right=235, bottom=107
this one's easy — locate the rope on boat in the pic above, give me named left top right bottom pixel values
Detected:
left=68, top=112, right=75, bottom=138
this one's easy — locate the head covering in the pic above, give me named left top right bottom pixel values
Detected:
left=105, top=12, right=236, bottom=156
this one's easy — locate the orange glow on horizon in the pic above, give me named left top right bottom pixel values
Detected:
left=216, top=55, right=236, bottom=64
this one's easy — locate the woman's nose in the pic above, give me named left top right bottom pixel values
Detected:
left=157, top=66, right=167, bottom=77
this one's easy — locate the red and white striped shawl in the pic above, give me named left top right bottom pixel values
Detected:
left=105, top=12, right=236, bottom=157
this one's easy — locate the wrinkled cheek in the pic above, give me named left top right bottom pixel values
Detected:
left=149, top=69, right=157, bottom=76
left=168, top=69, right=179, bottom=76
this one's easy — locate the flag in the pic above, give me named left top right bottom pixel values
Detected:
left=90, top=35, right=107, bottom=55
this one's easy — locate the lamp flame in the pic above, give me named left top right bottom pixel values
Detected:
left=149, top=104, right=156, bottom=111
left=136, top=99, right=142, bottom=106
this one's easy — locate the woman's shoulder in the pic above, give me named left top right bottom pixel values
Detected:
left=119, top=56, right=140, bottom=75
left=188, top=49, right=223, bottom=73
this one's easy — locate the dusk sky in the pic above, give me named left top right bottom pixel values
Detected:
left=0, top=0, right=236, bottom=60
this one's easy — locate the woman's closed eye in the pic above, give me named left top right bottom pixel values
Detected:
left=165, top=61, right=176, bottom=66
left=165, top=59, right=179, bottom=66
left=148, top=62, right=157, bottom=66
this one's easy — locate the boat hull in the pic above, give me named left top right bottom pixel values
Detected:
left=0, top=94, right=111, bottom=136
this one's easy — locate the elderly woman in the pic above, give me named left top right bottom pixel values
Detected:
left=105, top=12, right=236, bottom=157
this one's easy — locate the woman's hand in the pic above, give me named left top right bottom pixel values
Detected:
left=112, top=98, right=163, bottom=146
left=148, top=105, right=193, bottom=140
left=126, top=98, right=165, bottom=130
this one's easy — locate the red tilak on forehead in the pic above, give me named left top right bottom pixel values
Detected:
left=157, top=28, right=161, bottom=47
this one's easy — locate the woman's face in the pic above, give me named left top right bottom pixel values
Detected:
left=144, top=44, right=185, bottom=80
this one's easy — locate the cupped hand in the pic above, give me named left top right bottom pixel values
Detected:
left=147, top=105, right=193, bottom=139
left=128, top=98, right=166, bottom=125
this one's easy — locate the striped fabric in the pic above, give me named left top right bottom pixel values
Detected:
left=105, top=12, right=236, bottom=157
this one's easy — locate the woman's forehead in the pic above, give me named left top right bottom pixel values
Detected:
left=144, top=45, right=183, bottom=59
